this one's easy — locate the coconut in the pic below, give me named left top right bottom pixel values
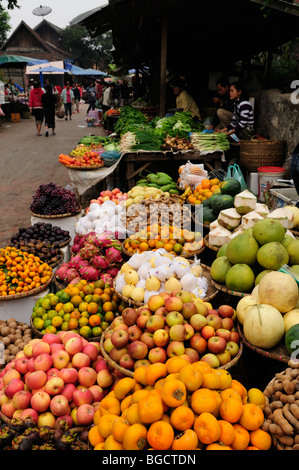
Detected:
left=234, top=190, right=257, bottom=215
left=255, top=203, right=270, bottom=218
left=209, top=219, right=220, bottom=231
left=209, top=226, right=232, bottom=247
left=285, top=205, right=299, bottom=228
left=241, top=211, right=264, bottom=230
left=218, top=208, right=241, bottom=230
left=268, top=208, right=294, bottom=229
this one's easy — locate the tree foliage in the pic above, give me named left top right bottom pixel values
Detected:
left=0, top=6, right=11, bottom=46
left=60, top=24, right=114, bottom=71
left=0, top=0, right=19, bottom=9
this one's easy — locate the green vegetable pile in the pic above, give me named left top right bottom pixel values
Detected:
left=191, top=132, right=230, bottom=152
left=114, top=106, right=148, bottom=136
left=153, top=112, right=204, bottom=139
left=136, top=171, right=179, bottom=194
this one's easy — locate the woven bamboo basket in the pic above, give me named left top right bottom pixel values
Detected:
left=204, top=234, right=219, bottom=252
left=210, top=278, right=250, bottom=298
left=239, top=139, right=285, bottom=172
left=60, top=163, right=104, bottom=170
left=0, top=274, right=53, bottom=301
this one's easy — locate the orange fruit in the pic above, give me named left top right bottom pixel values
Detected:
left=147, top=420, right=174, bottom=450
left=194, top=412, right=221, bottom=445
left=191, top=388, right=218, bottom=415
left=171, top=429, right=198, bottom=450
left=88, top=426, right=104, bottom=447
left=122, top=423, right=147, bottom=450
left=170, top=405, right=195, bottom=431
left=231, top=379, right=247, bottom=399
left=244, top=388, right=266, bottom=410
left=231, top=424, right=250, bottom=450
left=218, top=419, right=236, bottom=446
left=250, top=428, right=272, bottom=450
left=219, top=398, right=244, bottom=423
left=238, top=403, right=264, bottom=431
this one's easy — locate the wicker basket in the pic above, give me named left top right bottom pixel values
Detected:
left=240, top=140, right=285, bottom=172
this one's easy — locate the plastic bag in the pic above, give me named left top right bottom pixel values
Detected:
left=225, top=164, right=247, bottom=190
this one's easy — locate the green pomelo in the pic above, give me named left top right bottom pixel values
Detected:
left=291, top=265, right=299, bottom=275
left=281, top=235, right=296, bottom=250
left=252, top=218, right=285, bottom=245
left=255, top=270, right=273, bottom=286
left=226, top=233, right=259, bottom=266
left=286, top=240, right=299, bottom=265
left=225, top=264, right=255, bottom=293
left=257, top=242, right=289, bottom=270
left=217, top=243, right=228, bottom=258
left=210, top=256, right=233, bottom=284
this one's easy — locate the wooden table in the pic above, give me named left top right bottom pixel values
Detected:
left=123, top=150, right=224, bottom=189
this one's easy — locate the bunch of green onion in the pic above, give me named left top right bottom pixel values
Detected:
left=191, top=132, right=230, bottom=152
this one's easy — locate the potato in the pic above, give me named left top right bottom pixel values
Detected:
left=1, top=326, right=10, bottom=336
left=2, top=337, right=10, bottom=346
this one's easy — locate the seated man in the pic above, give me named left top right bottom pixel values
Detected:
left=210, top=77, right=234, bottom=130
left=173, top=79, right=201, bottom=121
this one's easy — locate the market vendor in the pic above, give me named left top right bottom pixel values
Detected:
left=218, top=81, right=254, bottom=139
left=291, top=142, right=299, bottom=206
left=210, top=77, right=234, bottom=130
left=173, top=79, right=201, bottom=121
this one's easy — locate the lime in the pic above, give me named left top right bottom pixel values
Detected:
left=43, top=319, right=52, bottom=329
left=63, top=313, right=71, bottom=322
left=45, top=325, right=57, bottom=334
left=64, top=302, right=74, bottom=313
left=47, top=310, right=57, bottom=320
left=34, top=306, right=46, bottom=317
left=173, top=243, right=183, bottom=254
left=80, top=326, right=92, bottom=339
left=41, top=299, right=51, bottom=310
left=52, top=316, right=63, bottom=328
left=61, top=321, right=69, bottom=331
left=60, top=292, right=71, bottom=303
left=92, top=326, right=102, bottom=337
left=33, top=317, right=44, bottom=330
left=78, top=302, right=89, bottom=313
left=49, top=295, right=59, bottom=306
left=78, top=317, right=89, bottom=328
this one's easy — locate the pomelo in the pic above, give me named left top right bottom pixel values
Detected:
left=217, top=243, right=228, bottom=258
left=226, top=233, right=259, bottom=266
left=258, top=271, right=298, bottom=313
left=256, top=242, right=289, bottom=270
left=252, top=218, right=285, bottom=245
left=210, top=256, right=233, bottom=284
left=286, top=240, right=299, bottom=265
left=225, top=264, right=255, bottom=293
left=281, top=235, right=296, bottom=250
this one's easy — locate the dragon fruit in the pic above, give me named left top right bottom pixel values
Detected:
left=64, top=268, right=80, bottom=284
left=80, top=243, right=100, bottom=260
left=55, top=263, right=70, bottom=280
left=91, top=255, right=110, bottom=270
left=105, top=246, right=123, bottom=264
left=105, top=266, right=120, bottom=278
left=100, top=273, right=113, bottom=286
left=86, top=231, right=101, bottom=246
left=69, top=255, right=87, bottom=270
left=71, top=243, right=81, bottom=254
left=79, top=265, right=100, bottom=282
left=73, top=233, right=86, bottom=248
left=69, top=276, right=82, bottom=285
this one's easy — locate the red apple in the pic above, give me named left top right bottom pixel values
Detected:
left=164, top=296, right=183, bottom=313
left=32, top=340, right=51, bottom=357
left=14, top=357, right=29, bottom=375
left=33, top=353, right=53, bottom=372
left=154, top=306, right=167, bottom=317
left=216, top=328, right=231, bottom=342
left=127, top=341, right=148, bottom=360
left=218, top=305, right=235, bottom=318
left=216, top=350, right=232, bottom=366
left=148, top=347, right=167, bottom=364
left=166, top=311, right=184, bottom=327
left=43, top=333, right=61, bottom=345
left=119, top=354, right=135, bottom=370
left=147, top=295, right=165, bottom=312
left=45, top=377, right=64, bottom=396
left=146, top=315, right=165, bottom=333
left=94, top=358, right=109, bottom=373
left=50, top=343, right=65, bottom=354
left=76, top=403, right=94, bottom=426
left=72, top=387, right=93, bottom=406
left=184, top=347, right=200, bottom=363
left=25, top=370, right=47, bottom=391
left=225, top=341, right=239, bottom=358
left=12, top=390, right=32, bottom=410
left=65, top=336, right=84, bottom=356
left=201, top=325, right=216, bottom=340
left=96, top=369, right=114, bottom=388
left=103, top=338, right=114, bottom=354
left=50, top=394, right=70, bottom=417
left=221, top=317, right=234, bottom=331
left=181, top=302, right=198, bottom=320
left=71, top=352, right=91, bottom=369
left=140, top=332, right=155, bottom=349
left=184, top=323, right=194, bottom=341
left=166, top=341, right=185, bottom=358
left=82, top=343, right=100, bottom=362
left=153, top=329, right=169, bottom=347
left=20, top=408, right=38, bottom=424
left=113, top=323, right=129, bottom=332
left=88, top=384, right=104, bottom=402
left=37, top=411, right=56, bottom=428
left=1, top=399, right=16, bottom=418
left=189, top=334, right=207, bottom=354
left=4, top=378, right=24, bottom=398
left=51, top=350, right=70, bottom=370
left=127, top=325, right=142, bottom=341
left=47, top=367, right=60, bottom=380
left=30, top=390, right=51, bottom=412
left=56, top=414, right=73, bottom=428
left=230, top=331, right=240, bottom=345
left=136, top=312, right=152, bottom=329
left=109, top=347, right=128, bottom=364
left=122, top=307, right=139, bottom=326
left=61, top=383, right=76, bottom=402
left=78, top=367, right=97, bottom=388
left=61, top=331, right=79, bottom=345
left=206, top=314, right=222, bottom=330
left=169, top=324, right=186, bottom=342
left=27, top=357, right=35, bottom=372
left=134, top=359, right=151, bottom=369
left=111, top=329, right=130, bottom=348
left=207, top=336, right=227, bottom=354
left=58, top=368, right=78, bottom=384
left=3, top=369, right=21, bottom=386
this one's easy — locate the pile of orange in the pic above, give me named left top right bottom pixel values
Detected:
left=188, top=178, right=221, bottom=205
left=0, top=246, right=52, bottom=296
left=88, top=357, right=272, bottom=451
left=31, top=280, right=127, bottom=338
left=123, top=226, right=203, bottom=256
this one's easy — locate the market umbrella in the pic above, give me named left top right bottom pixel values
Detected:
left=29, top=65, right=69, bottom=87
left=74, top=68, right=109, bottom=77
left=0, top=55, right=49, bottom=66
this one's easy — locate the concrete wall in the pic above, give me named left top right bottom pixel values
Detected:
left=253, top=88, right=299, bottom=160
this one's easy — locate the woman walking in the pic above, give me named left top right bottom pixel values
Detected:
left=61, top=82, right=74, bottom=120
left=42, top=84, right=57, bottom=137
left=29, top=81, right=44, bottom=136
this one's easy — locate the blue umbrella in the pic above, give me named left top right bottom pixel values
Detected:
left=30, top=65, right=68, bottom=87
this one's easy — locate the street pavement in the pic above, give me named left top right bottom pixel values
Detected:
left=0, top=103, right=105, bottom=247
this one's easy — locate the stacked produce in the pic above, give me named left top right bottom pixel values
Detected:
left=0, top=332, right=117, bottom=438
left=88, top=359, right=270, bottom=450
left=236, top=270, right=299, bottom=350
left=114, top=106, right=148, bottom=137
left=103, top=292, right=240, bottom=370
left=200, top=178, right=242, bottom=226
left=187, top=177, right=222, bottom=205
left=77, top=135, right=109, bottom=147
left=31, top=282, right=127, bottom=338
left=11, top=223, right=70, bottom=247
left=153, top=111, right=204, bottom=140
left=123, top=185, right=171, bottom=209
left=59, top=151, right=104, bottom=168
left=85, top=189, right=128, bottom=211
left=160, top=135, right=194, bottom=151
left=0, top=247, right=52, bottom=296
left=134, top=171, right=179, bottom=194
left=114, top=251, right=208, bottom=303
left=55, top=231, right=123, bottom=286
left=191, top=132, right=230, bottom=153
left=75, top=201, right=126, bottom=239
left=210, top=216, right=299, bottom=293
left=0, top=319, right=33, bottom=364
left=30, top=183, right=81, bottom=216
left=263, top=359, right=299, bottom=449
left=123, top=227, right=203, bottom=257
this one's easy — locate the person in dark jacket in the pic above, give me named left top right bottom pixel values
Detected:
left=41, top=84, right=57, bottom=137
left=210, top=77, right=234, bottom=130
left=73, top=83, right=81, bottom=113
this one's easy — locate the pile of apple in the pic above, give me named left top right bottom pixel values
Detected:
left=102, top=291, right=240, bottom=370
left=86, top=189, right=128, bottom=212
left=0, top=332, right=116, bottom=429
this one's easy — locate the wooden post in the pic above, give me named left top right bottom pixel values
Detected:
left=159, top=11, right=168, bottom=117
